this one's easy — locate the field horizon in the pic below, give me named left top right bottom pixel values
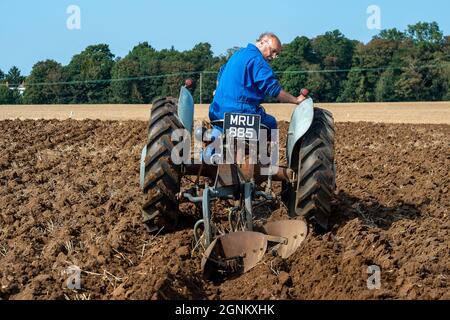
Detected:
left=1, top=101, right=449, bottom=124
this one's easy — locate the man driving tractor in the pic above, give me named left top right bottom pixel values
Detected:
left=141, top=33, right=335, bottom=276
left=209, top=32, right=307, bottom=130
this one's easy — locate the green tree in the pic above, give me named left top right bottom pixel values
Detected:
left=375, top=28, right=406, bottom=41
left=185, top=43, right=214, bottom=72
left=160, top=59, right=195, bottom=98
left=394, top=68, right=423, bottom=101
left=339, top=22, right=449, bottom=102
left=339, top=38, right=402, bottom=102
left=23, top=60, right=65, bottom=104
left=6, top=66, right=25, bottom=86
left=271, top=36, right=316, bottom=98
left=3, top=23, right=448, bottom=104
left=337, top=69, right=371, bottom=102
left=443, top=36, right=450, bottom=100
left=272, top=36, right=316, bottom=71
left=310, top=30, right=354, bottom=101
left=189, top=43, right=224, bottom=103
left=65, top=44, right=115, bottom=103
left=394, top=46, right=446, bottom=101
left=110, top=57, right=141, bottom=103
left=375, top=69, right=398, bottom=101
left=110, top=42, right=162, bottom=103
left=0, top=85, right=21, bottom=104
left=406, top=21, right=444, bottom=47
left=394, top=22, right=447, bottom=101
left=443, top=65, right=450, bottom=100
left=278, top=66, right=308, bottom=97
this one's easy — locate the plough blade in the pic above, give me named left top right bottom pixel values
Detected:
left=263, top=220, right=307, bottom=259
left=201, top=231, right=267, bottom=280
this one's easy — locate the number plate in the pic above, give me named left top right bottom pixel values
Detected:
left=223, top=113, right=261, bottom=141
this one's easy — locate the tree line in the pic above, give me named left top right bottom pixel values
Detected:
left=1, top=21, right=449, bottom=105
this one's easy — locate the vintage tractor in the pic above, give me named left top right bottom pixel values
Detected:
left=139, top=81, right=335, bottom=279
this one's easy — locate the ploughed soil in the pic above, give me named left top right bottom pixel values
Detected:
left=0, top=119, right=448, bottom=300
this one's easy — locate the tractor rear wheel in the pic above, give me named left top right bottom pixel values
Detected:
left=142, top=97, right=184, bottom=233
left=285, top=107, right=336, bottom=231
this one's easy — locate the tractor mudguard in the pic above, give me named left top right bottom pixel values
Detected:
left=286, top=98, right=315, bottom=167
left=178, top=86, right=194, bottom=133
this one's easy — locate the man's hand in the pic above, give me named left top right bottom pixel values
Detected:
left=296, top=95, right=307, bottom=104
left=296, top=88, right=309, bottom=104
left=277, top=89, right=309, bottom=104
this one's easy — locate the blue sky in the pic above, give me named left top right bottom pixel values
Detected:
left=1, top=0, right=449, bottom=75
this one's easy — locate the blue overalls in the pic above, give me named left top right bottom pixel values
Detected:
left=208, top=43, right=282, bottom=130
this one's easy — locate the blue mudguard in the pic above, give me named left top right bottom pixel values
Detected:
left=178, top=86, right=194, bottom=133
left=286, top=98, right=315, bottom=167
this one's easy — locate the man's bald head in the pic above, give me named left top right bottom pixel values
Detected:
left=256, top=32, right=281, bottom=46
left=256, top=32, right=282, bottom=62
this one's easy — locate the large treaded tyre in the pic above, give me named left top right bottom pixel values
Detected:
left=285, top=107, right=336, bottom=231
left=142, top=97, right=184, bottom=233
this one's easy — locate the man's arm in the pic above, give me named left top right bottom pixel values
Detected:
left=277, top=89, right=307, bottom=104
left=252, top=59, right=308, bottom=104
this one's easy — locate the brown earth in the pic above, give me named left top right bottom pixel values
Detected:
left=0, top=119, right=449, bottom=300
